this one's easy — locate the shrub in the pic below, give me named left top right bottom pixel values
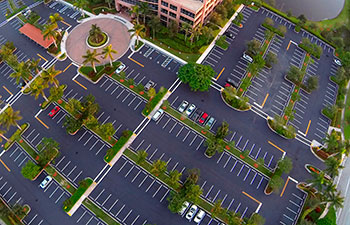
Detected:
left=215, top=36, right=229, bottom=50
left=306, top=76, right=319, bottom=92
left=142, top=87, right=168, bottom=116
left=21, top=161, right=41, bottom=180
left=104, top=130, right=132, bottom=163
left=299, top=38, right=323, bottom=59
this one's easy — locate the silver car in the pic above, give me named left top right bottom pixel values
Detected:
left=115, top=63, right=126, bottom=73
left=185, top=104, right=196, bottom=116
left=185, top=205, right=198, bottom=221
left=178, top=101, right=189, bottom=113
left=40, top=176, right=52, bottom=189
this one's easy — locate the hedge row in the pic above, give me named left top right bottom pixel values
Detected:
left=104, top=130, right=133, bottom=163
left=63, top=178, right=93, bottom=212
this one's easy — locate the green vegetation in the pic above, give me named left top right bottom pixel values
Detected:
left=104, top=130, right=133, bottom=163
left=215, top=36, right=229, bottom=50
left=0, top=199, right=27, bottom=225
left=299, top=38, right=323, bottom=59
left=177, top=63, right=215, bottom=92
left=142, top=87, right=168, bottom=116
left=79, top=61, right=120, bottom=82
left=265, top=157, right=293, bottom=194
left=316, top=206, right=336, bottom=225
left=88, top=32, right=108, bottom=47
left=6, top=6, right=27, bottom=19
left=21, top=161, right=41, bottom=180
left=63, top=178, right=93, bottom=212
left=262, top=17, right=286, bottom=37
left=3, top=123, right=28, bottom=150
left=222, top=86, right=250, bottom=110
left=268, top=115, right=296, bottom=139
left=83, top=199, right=120, bottom=225
left=344, top=87, right=350, bottom=139
left=111, top=71, right=149, bottom=100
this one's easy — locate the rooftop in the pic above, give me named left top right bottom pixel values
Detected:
left=19, top=23, right=54, bottom=49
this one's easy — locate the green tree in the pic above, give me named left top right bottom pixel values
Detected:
left=0, top=107, right=22, bottom=130
left=147, top=15, right=162, bottom=39
left=182, top=183, right=202, bottom=204
left=147, top=87, right=156, bottom=99
left=264, top=17, right=274, bottom=26
left=12, top=204, right=26, bottom=219
left=82, top=49, right=101, bottom=73
left=185, top=168, right=200, bottom=185
left=10, top=61, right=31, bottom=84
left=128, top=23, right=146, bottom=46
left=247, top=213, right=265, bottom=225
left=308, top=171, right=328, bottom=192
left=307, top=76, right=319, bottom=91
left=136, top=150, right=148, bottom=165
left=84, top=115, right=99, bottom=130
left=21, top=161, right=41, bottom=180
left=211, top=199, right=223, bottom=218
left=41, top=65, right=61, bottom=87
left=42, top=24, right=58, bottom=47
left=167, top=191, right=184, bottom=213
left=49, top=85, right=64, bottom=102
left=246, top=39, right=261, bottom=56
left=178, top=63, right=215, bottom=92
left=89, top=24, right=103, bottom=43
left=269, top=174, right=284, bottom=193
left=151, top=159, right=167, bottom=176
left=73, top=0, right=89, bottom=16
left=49, top=13, right=63, bottom=28
left=325, top=157, right=343, bottom=178
left=265, top=52, right=278, bottom=68
left=66, top=98, right=82, bottom=117
left=167, top=170, right=182, bottom=189
left=130, top=5, right=140, bottom=23
left=278, top=157, right=293, bottom=174
left=28, top=58, right=41, bottom=73
left=277, top=25, right=287, bottom=35
left=98, top=123, right=115, bottom=140
left=181, top=22, right=192, bottom=42
left=215, top=121, right=230, bottom=139
left=30, top=77, right=49, bottom=101
left=0, top=129, right=9, bottom=142
left=138, top=2, right=149, bottom=24
left=102, top=44, right=118, bottom=66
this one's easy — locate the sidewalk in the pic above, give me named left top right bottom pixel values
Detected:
left=67, top=182, right=97, bottom=216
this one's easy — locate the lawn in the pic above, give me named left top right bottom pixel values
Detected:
left=343, top=86, right=350, bottom=139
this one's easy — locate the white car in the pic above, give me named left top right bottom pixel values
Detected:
left=243, top=53, right=253, bottom=63
left=40, top=176, right=52, bottom=189
left=152, top=109, right=164, bottom=121
left=178, top=101, right=189, bottom=113
left=193, top=210, right=205, bottom=223
left=185, top=104, right=196, bottom=116
left=185, top=205, right=198, bottom=221
left=334, top=59, right=342, bottom=66
left=178, top=201, right=190, bottom=215
left=115, top=63, right=126, bottom=73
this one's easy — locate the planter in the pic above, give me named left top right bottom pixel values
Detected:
left=266, top=118, right=295, bottom=140
left=305, top=164, right=321, bottom=174
left=221, top=91, right=251, bottom=112
left=264, top=185, right=273, bottom=195
left=204, top=151, right=213, bottom=158
left=86, top=32, right=109, bottom=49
left=309, top=144, right=327, bottom=162
left=69, top=128, right=80, bottom=136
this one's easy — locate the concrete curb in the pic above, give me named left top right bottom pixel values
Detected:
left=67, top=181, right=97, bottom=216
left=196, top=4, right=245, bottom=64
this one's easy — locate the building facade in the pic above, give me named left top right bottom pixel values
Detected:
left=115, top=0, right=222, bottom=27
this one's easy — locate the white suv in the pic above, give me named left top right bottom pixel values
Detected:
left=40, top=176, right=52, bottom=189
left=178, top=101, right=189, bottom=113
left=193, top=210, right=205, bottom=223
left=185, top=205, right=198, bottom=221
left=152, top=109, right=164, bottom=121
left=243, top=53, right=253, bottom=63
left=115, top=63, right=126, bottom=73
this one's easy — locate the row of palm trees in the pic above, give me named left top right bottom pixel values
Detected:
left=42, top=13, right=64, bottom=48
left=0, top=107, right=22, bottom=143
left=82, top=44, right=118, bottom=73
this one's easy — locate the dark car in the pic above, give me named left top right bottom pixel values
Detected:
left=226, top=78, right=239, bottom=88
left=191, top=108, right=202, bottom=122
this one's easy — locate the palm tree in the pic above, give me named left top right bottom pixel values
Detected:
left=41, top=65, right=61, bottom=88
left=42, top=24, right=58, bottom=47
left=194, top=24, right=203, bottom=41
left=66, top=98, right=82, bottom=117
left=307, top=171, right=328, bottom=192
left=325, top=157, right=343, bottom=178
left=138, top=2, right=149, bottom=24
left=130, top=5, right=140, bottom=23
left=30, top=78, right=49, bottom=101
left=105, top=0, right=113, bottom=8
left=89, top=24, right=103, bottom=43
left=49, top=13, right=63, bottom=28
left=323, top=132, right=339, bottom=153
left=151, top=159, right=167, bottom=176
left=28, top=58, right=41, bottom=73
left=181, top=23, right=192, bottom=42
left=0, top=129, right=8, bottom=142
left=102, top=44, right=117, bottom=66
left=211, top=199, right=223, bottom=218
left=73, top=0, right=89, bottom=16
left=167, top=170, right=182, bottom=189
left=82, top=49, right=101, bottom=73
left=128, top=23, right=146, bottom=46
left=148, top=16, right=161, bottom=39
left=136, top=150, right=148, bottom=165
left=324, top=190, right=344, bottom=209
left=0, top=107, right=22, bottom=130
left=10, top=61, right=31, bottom=84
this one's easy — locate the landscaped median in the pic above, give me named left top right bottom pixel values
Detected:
left=3, top=123, right=28, bottom=150
left=142, top=87, right=168, bottom=117
left=162, top=102, right=272, bottom=177
left=79, top=61, right=121, bottom=83
left=63, top=178, right=94, bottom=214
left=104, top=130, right=133, bottom=164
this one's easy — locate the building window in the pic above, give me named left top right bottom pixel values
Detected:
left=161, top=8, right=168, bottom=14
left=160, top=15, right=168, bottom=21
left=169, top=11, right=176, bottom=18
left=149, top=4, right=158, bottom=10
left=145, top=0, right=158, bottom=3
left=180, top=8, right=195, bottom=18
left=170, top=4, right=177, bottom=11
left=180, top=16, right=193, bottom=25
left=161, top=1, right=168, bottom=7
left=121, top=0, right=138, bottom=5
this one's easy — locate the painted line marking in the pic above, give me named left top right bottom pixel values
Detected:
left=2, top=86, right=12, bottom=95
left=73, top=79, right=87, bottom=90
left=0, top=159, right=10, bottom=172
left=280, top=177, right=290, bottom=197
left=305, top=120, right=311, bottom=136
left=35, top=116, right=49, bottom=129
left=242, top=191, right=261, bottom=204
left=216, top=67, right=225, bottom=80
left=261, top=93, right=269, bottom=108
left=268, top=141, right=285, bottom=153
left=129, top=57, right=144, bottom=67
left=63, top=63, right=72, bottom=72
left=37, top=53, right=48, bottom=62
left=60, top=20, right=71, bottom=26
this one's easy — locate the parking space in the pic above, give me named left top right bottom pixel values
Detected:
left=48, top=1, right=81, bottom=20
left=0, top=1, right=10, bottom=23
left=279, top=185, right=306, bottom=225
left=7, top=143, right=30, bottom=168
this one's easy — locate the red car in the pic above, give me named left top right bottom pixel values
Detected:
left=48, top=106, right=60, bottom=117
left=198, top=112, right=208, bottom=125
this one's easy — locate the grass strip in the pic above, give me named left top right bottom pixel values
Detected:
left=3, top=123, right=28, bottom=150
left=63, top=178, right=93, bottom=212
left=215, top=36, right=229, bottom=50
left=142, top=87, right=168, bottom=116
left=110, top=73, right=149, bottom=100
left=83, top=199, right=120, bottom=225
left=104, top=130, right=133, bottom=163
left=164, top=106, right=272, bottom=176
left=6, top=6, right=27, bottom=19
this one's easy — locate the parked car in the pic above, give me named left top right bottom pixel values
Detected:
left=48, top=106, right=60, bottom=117
left=152, top=109, right=164, bottom=121
left=193, top=210, right=205, bottom=223
left=178, top=201, right=190, bottom=215
left=144, top=80, right=155, bottom=91
left=205, top=117, right=215, bottom=129
left=178, top=101, right=189, bottom=113
left=40, top=176, right=52, bottom=189
left=185, top=205, right=198, bottom=221
left=243, top=52, right=253, bottom=63
left=334, top=59, right=342, bottom=66
left=198, top=112, right=208, bottom=125
left=191, top=108, right=202, bottom=122
left=226, top=78, right=239, bottom=88
left=115, top=63, right=126, bottom=73
left=185, top=104, right=196, bottom=116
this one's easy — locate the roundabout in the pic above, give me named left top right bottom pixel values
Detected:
left=65, top=16, right=131, bottom=65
